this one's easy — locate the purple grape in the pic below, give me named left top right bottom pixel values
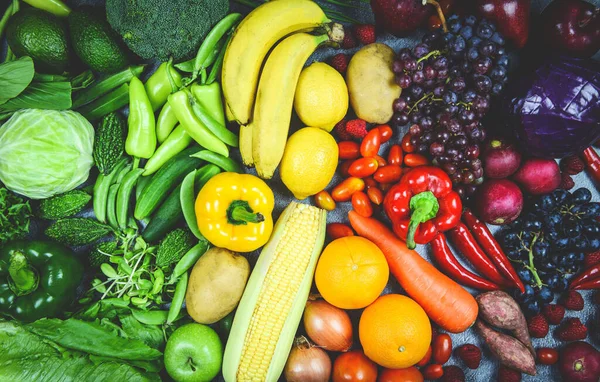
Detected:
left=393, top=97, right=407, bottom=112
left=393, top=60, right=404, bottom=73
left=396, top=74, right=412, bottom=88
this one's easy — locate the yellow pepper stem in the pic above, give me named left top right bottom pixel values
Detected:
left=227, top=200, right=264, bottom=225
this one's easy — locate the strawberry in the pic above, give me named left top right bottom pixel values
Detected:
left=333, top=119, right=351, bottom=140
left=455, top=344, right=481, bottom=369
left=542, top=304, right=565, bottom=325
left=498, top=366, right=521, bottom=382
left=527, top=314, right=549, bottom=338
left=560, top=155, right=585, bottom=175
left=354, top=24, right=376, bottom=45
left=330, top=53, right=349, bottom=74
left=441, top=365, right=465, bottom=382
left=560, top=173, right=575, bottom=190
left=584, top=250, right=600, bottom=268
left=556, top=318, right=588, bottom=341
left=341, top=27, right=357, bottom=49
left=561, top=290, right=584, bottom=311
left=345, top=119, right=368, bottom=140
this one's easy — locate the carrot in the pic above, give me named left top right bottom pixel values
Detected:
left=348, top=211, right=478, bottom=333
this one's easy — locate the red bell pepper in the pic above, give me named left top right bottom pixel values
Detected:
left=383, top=166, right=462, bottom=249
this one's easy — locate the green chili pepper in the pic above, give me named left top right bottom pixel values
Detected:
left=126, top=77, right=156, bottom=162
left=190, top=150, right=243, bottom=173
left=167, top=271, right=188, bottom=324
left=131, top=309, right=168, bottom=325
left=192, top=13, right=243, bottom=78
left=93, top=157, right=128, bottom=223
left=156, top=102, right=179, bottom=144
left=106, top=183, right=120, bottom=229
left=22, top=0, right=70, bottom=17
left=72, top=65, right=145, bottom=109
left=145, top=62, right=183, bottom=111
left=116, top=168, right=144, bottom=228
left=190, top=83, right=237, bottom=147
left=143, top=125, right=193, bottom=176
left=168, top=90, right=229, bottom=157
left=78, top=83, right=130, bottom=121
left=169, top=240, right=209, bottom=283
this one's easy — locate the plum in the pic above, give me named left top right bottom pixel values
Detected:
left=482, top=138, right=522, bottom=179
left=475, top=179, right=523, bottom=225
left=559, top=341, right=600, bottom=382
left=512, top=158, right=561, bottom=195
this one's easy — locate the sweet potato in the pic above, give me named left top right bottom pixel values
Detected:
left=475, top=320, right=537, bottom=375
left=476, top=291, right=535, bottom=357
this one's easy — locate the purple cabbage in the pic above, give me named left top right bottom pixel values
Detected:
left=505, top=57, right=600, bottom=158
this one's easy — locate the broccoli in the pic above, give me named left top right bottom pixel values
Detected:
left=105, top=0, right=229, bottom=61
left=155, top=228, right=195, bottom=268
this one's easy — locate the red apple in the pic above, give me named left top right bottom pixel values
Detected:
left=370, top=0, right=434, bottom=36
left=476, top=0, right=531, bottom=48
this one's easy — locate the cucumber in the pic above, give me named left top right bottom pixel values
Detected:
left=134, top=147, right=203, bottom=220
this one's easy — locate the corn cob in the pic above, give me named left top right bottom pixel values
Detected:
left=223, top=202, right=327, bottom=382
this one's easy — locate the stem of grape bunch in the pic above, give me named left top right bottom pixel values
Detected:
left=524, top=234, right=544, bottom=288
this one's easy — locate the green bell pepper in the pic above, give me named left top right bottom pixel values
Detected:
left=0, top=241, right=84, bottom=322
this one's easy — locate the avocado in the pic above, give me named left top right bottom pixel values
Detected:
left=6, top=8, right=70, bottom=74
left=68, top=8, right=130, bottom=74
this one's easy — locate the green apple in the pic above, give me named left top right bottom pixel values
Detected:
left=164, top=323, right=223, bottom=382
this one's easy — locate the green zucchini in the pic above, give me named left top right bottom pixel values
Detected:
left=134, top=147, right=203, bottom=220
left=37, top=190, right=91, bottom=220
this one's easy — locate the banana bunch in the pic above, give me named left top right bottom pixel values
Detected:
left=222, top=0, right=344, bottom=179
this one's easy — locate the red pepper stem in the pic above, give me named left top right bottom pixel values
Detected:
left=407, top=191, right=439, bottom=249
left=227, top=200, right=264, bottom=226
left=8, top=250, right=38, bottom=296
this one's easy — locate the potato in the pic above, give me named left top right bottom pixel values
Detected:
left=186, top=247, right=250, bottom=324
left=346, top=43, right=401, bottom=124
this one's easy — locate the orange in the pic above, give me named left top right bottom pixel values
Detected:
left=359, top=294, right=431, bottom=369
left=315, top=236, right=389, bottom=309
left=378, top=367, right=424, bottom=382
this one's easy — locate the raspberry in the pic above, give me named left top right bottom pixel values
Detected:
left=561, top=155, right=585, bottom=175
left=341, top=27, right=357, bottom=49
left=498, top=366, right=521, bottom=382
left=527, top=314, right=549, bottom=338
left=455, top=344, right=481, bottom=369
left=561, top=290, right=584, bottom=311
left=333, top=119, right=351, bottom=140
left=354, top=24, right=376, bottom=45
left=584, top=250, right=600, bottom=268
left=441, top=365, right=465, bottom=382
left=330, top=53, right=349, bottom=74
left=345, top=119, right=368, bottom=140
left=555, top=317, right=588, bottom=341
left=542, top=304, right=565, bottom=325
left=560, top=173, right=575, bottom=190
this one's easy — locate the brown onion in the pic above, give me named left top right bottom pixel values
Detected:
left=284, top=336, right=332, bottom=382
left=303, top=299, right=353, bottom=352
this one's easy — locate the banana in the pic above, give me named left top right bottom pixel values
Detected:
left=239, top=123, right=254, bottom=167
left=252, top=32, right=331, bottom=180
left=222, top=0, right=328, bottom=125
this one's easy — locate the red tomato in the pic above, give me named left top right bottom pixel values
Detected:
left=339, top=141, right=361, bottom=160
left=421, top=364, right=443, bottom=380
left=333, top=351, right=378, bottom=382
left=327, top=223, right=354, bottom=240
left=536, top=348, right=559, bottom=365
left=349, top=158, right=379, bottom=178
left=387, top=145, right=403, bottom=166
left=367, top=187, right=383, bottom=205
left=374, top=155, right=388, bottom=167
left=364, top=177, right=378, bottom=189
left=378, top=367, right=423, bottom=382
left=360, top=129, right=381, bottom=158
left=373, top=165, right=403, bottom=183
left=352, top=191, right=373, bottom=217
left=332, top=177, right=365, bottom=202
left=416, top=346, right=432, bottom=367
left=339, top=160, right=353, bottom=177
left=377, top=124, right=393, bottom=143
left=432, top=334, right=452, bottom=365
left=404, top=153, right=429, bottom=167
left=401, top=133, right=415, bottom=153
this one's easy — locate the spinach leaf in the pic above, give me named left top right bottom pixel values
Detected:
left=120, top=314, right=165, bottom=350
left=25, top=318, right=162, bottom=362
left=0, top=56, right=35, bottom=105
left=0, top=81, right=72, bottom=112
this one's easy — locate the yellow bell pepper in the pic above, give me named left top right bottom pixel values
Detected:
left=195, top=172, right=274, bottom=252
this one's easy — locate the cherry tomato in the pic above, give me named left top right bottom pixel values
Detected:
left=536, top=348, right=559, bottom=365
left=314, top=190, right=336, bottom=211
left=364, top=177, right=378, bottom=189
left=378, top=367, right=423, bottom=382
left=377, top=124, right=393, bottom=143
left=327, top=223, right=354, bottom=240
left=401, top=133, right=415, bottom=153
left=367, top=187, right=383, bottom=205
left=404, top=153, right=429, bottom=167
left=380, top=182, right=392, bottom=193
left=360, top=129, right=381, bottom=158
left=373, top=165, right=402, bottom=183
left=332, top=177, right=365, bottom=202
left=432, top=334, right=452, bottom=365
left=387, top=144, right=403, bottom=166
left=421, top=364, right=443, bottom=380
left=333, top=350, right=378, bottom=382
left=339, top=141, right=361, bottom=160
left=416, top=346, right=432, bottom=367
left=349, top=157, right=379, bottom=178
left=339, top=160, right=353, bottom=177
left=352, top=191, right=373, bottom=217
left=374, top=155, right=387, bottom=167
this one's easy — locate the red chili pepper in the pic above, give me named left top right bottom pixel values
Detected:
left=360, top=129, right=381, bottom=158
left=572, top=277, right=600, bottom=290
left=338, top=141, right=360, bottom=160
left=367, top=187, right=383, bottom=205
left=582, top=147, right=600, bottom=185
left=401, top=133, right=415, bottom=153
left=387, top=144, right=403, bottom=166
left=462, top=209, right=525, bottom=293
left=373, top=165, right=403, bottom=184
left=447, top=222, right=511, bottom=287
left=374, top=155, right=387, bottom=167
left=431, top=234, right=500, bottom=291
left=383, top=166, right=462, bottom=249
left=404, top=153, right=429, bottom=167
left=327, top=223, right=354, bottom=240
left=332, top=177, right=365, bottom=202
left=570, top=264, right=600, bottom=289
left=348, top=157, right=379, bottom=178
left=377, top=124, right=393, bottom=143
left=339, top=159, right=353, bottom=178
left=352, top=191, right=373, bottom=217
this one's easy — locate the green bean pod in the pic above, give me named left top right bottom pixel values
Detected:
left=156, top=102, right=179, bottom=144
left=190, top=150, right=243, bottom=173
left=106, top=183, right=120, bottom=229
left=116, top=168, right=144, bottom=228
left=206, top=33, right=233, bottom=85
left=143, top=125, right=193, bottom=176
left=93, top=157, right=128, bottom=223
left=131, top=309, right=169, bottom=325
left=145, top=62, right=183, bottom=111
left=73, top=65, right=144, bottom=108
left=169, top=240, right=209, bottom=283
left=180, top=170, right=203, bottom=239
left=126, top=77, right=156, bottom=160
left=192, top=13, right=243, bottom=76
left=167, top=271, right=188, bottom=324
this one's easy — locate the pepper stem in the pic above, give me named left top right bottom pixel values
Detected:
left=8, top=251, right=38, bottom=296
left=406, top=191, right=440, bottom=250
left=227, top=200, right=264, bottom=226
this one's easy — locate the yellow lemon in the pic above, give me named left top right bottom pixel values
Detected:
left=280, top=127, right=338, bottom=200
left=294, top=62, right=348, bottom=131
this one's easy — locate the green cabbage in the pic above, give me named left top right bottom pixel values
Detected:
left=0, top=109, right=94, bottom=199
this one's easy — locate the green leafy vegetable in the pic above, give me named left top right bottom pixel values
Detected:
left=0, top=186, right=32, bottom=245
left=0, top=80, right=72, bottom=113
left=37, top=189, right=91, bottom=219
left=119, top=314, right=165, bottom=350
left=94, top=112, right=126, bottom=175
left=155, top=228, right=195, bottom=267
left=0, top=56, right=34, bottom=104
left=45, top=217, right=113, bottom=245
